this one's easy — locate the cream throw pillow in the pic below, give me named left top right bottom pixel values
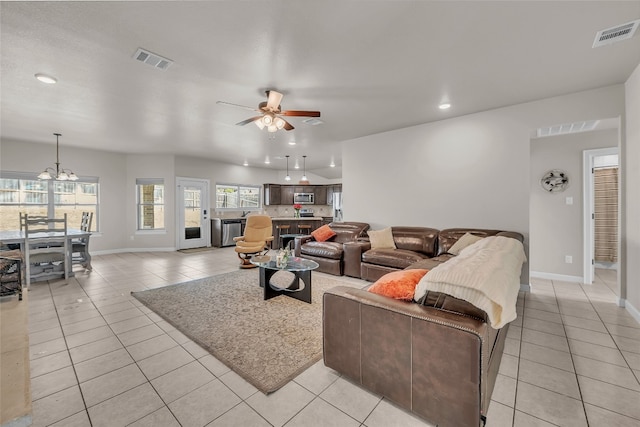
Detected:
left=368, top=227, right=396, bottom=249
left=448, top=233, right=483, bottom=255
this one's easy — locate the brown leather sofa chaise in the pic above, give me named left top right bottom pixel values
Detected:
left=325, top=229, right=525, bottom=427
left=345, top=227, right=524, bottom=281
left=293, top=221, right=369, bottom=276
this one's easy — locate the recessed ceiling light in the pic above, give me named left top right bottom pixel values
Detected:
left=35, top=73, right=57, bottom=84
left=264, top=158, right=270, bottom=164
left=288, top=141, right=296, bottom=145
left=438, top=103, right=451, bottom=110
left=330, top=162, right=335, bottom=168
left=243, top=161, right=249, bottom=166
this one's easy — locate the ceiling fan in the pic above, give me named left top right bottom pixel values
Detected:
left=216, top=90, right=320, bottom=132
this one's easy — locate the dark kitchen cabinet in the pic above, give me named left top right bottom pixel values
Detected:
left=294, top=186, right=315, bottom=193
left=314, top=186, right=327, bottom=205
left=264, top=184, right=281, bottom=205
left=281, top=186, right=295, bottom=205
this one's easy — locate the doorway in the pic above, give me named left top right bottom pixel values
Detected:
left=583, top=148, right=619, bottom=295
left=176, top=178, right=210, bottom=249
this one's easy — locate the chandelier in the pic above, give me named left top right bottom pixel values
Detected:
left=37, top=133, right=78, bottom=181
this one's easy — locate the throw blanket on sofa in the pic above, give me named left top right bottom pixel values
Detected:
left=413, top=236, right=526, bottom=328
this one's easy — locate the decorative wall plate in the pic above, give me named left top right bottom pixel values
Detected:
left=540, top=169, right=569, bottom=192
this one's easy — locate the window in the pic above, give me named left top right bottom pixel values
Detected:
left=0, top=172, right=99, bottom=231
left=137, top=178, right=165, bottom=230
left=215, top=183, right=260, bottom=210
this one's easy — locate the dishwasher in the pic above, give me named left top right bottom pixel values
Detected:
left=221, top=219, right=243, bottom=247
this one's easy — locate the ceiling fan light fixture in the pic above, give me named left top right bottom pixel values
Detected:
left=267, top=125, right=278, bottom=133
left=274, top=117, right=286, bottom=129
left=262, top=114, right=274, bottom=126
left=254, top=120, right=265, bottom=130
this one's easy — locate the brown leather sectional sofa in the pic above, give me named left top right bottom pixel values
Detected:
left=293, top=222, right=370, bottom=276
left=345, top=227, right=524, bottom=281
left=323, top=227, right=525, bottom=426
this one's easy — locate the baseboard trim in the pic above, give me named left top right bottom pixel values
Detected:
left=530, top=271, right=583, bottom=284
left=624, top=299, right=640, bottom=324
left=91, top=247, right=177, bottom=255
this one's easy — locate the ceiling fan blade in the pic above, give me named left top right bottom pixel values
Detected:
left=216, top=101, right=259, bottom=112
left=280, top=110, right=321, bottom=117
left=235, top=116, right=263, bottom=126
left=266, top=90, right=284, bottom=111
left=283, top=119, right=294, bottom=131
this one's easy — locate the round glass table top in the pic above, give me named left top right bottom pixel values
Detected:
left=251, top=255, right=319, bottom=272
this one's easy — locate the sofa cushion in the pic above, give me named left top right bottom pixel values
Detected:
left=328, top=222, right=371, bottom=244
left=311, top=224, right=337, bottom=242
left=448, top=232, right=484, bottom=255
left=367, top=227, right=396, bottom=249
left=362, top=248, right=428, bottom=269
left=391, top=227, right=439, bottom=256
left=300, top=241, right=344, bottom=260
left=368, top=269, right=429, bottom=301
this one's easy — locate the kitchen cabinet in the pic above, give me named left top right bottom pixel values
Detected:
left=264, top=184, right=281, bottom=205
left=281, top=186, right=295, bottom=205
left=314, top=186, right=327, bottom=205
left=294, top=186, right=315, bottom=193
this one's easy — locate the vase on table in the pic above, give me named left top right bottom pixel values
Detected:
left=294, top=209, right=300, bottom=218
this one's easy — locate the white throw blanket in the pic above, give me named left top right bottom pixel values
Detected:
left=413, top=236, right=526, bottom=328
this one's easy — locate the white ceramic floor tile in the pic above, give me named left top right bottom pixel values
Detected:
left=128, top=406, right=181, bottom=427
left=31, top=385, right=86, bottom=427
left=206, top=402, right=271, bottom=427
left=515, top=382, right=587, bottom=427
left=219, top=370, right=259, bottom=400
left=136, top=345, right=195, bottom=380
left=246, top=381, right=315, bottom=427
left=486, top=401, right=514, bottom=427
left=87, top=383, right=164, bottom=427
left=578, top=375, right=640, bottom=420
left=286, top=397, right=360, bottom=427
left=320, top=377, right=381, bottom=422
left=80, top=363, right=146, bottom=407
left=29, top=350, right=72, bottom=378
left=151, top=360, right=216, bottom=403
left=294, top=359, right=340, bottom=395
left=363, top=399, right=435, bottom=427
left=168, top=379, right=241, bottom=427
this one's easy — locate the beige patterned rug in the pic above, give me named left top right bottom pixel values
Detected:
left=131, top=269, right=357, bottom=394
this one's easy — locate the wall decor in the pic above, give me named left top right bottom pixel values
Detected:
left=540, top=169, right=569, bottom=192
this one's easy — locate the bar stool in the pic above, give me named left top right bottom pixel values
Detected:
left=276, top=224, right=291, bottom=248
left=298, top=223, right=312, bottom=235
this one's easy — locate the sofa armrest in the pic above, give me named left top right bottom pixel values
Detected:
left=294, top=235, right=314, bottom=256
left=323, top=286, right=493, bottom=427
left=343, top=241, right=371, bottom=278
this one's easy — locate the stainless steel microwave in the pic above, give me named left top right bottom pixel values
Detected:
left=293, top=192, right=314, bottom=204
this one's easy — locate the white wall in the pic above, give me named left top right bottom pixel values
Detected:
left=529, top=129, right=618, bottom=279
left=342, top=85, right=626, bottom=286
left=624, top=63, right=640, bottom=318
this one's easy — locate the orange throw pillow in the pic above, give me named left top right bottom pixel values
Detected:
left=368, top=269, right=429, bottom=301
left=311, top=224, right=337, bottom=242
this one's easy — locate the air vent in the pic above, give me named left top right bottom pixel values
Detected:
left=593, top=20, right=640, bottom=48
left=536, top=120, right=600, bottom=138
left=302, top=118, right=324, bottom=126
left=133, top=48, right=173, bottom=70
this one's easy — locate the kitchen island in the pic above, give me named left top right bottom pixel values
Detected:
left=271, top=217, right=323, bottom=249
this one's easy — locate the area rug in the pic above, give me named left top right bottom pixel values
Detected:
left=131, top=269, right=357, bottom=394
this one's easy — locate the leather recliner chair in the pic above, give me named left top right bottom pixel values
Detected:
left=294, top=221, right=369, bottom=276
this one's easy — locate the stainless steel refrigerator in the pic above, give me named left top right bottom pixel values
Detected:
left=333, top=192, right=343, bottom=222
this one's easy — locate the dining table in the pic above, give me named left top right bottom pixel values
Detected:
left=0, top=228, right=92, bottom=274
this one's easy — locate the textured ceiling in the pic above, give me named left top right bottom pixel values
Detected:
left=1, top=1, right=639, bottom=179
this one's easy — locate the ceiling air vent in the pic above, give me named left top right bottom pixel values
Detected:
left=536, top=120, right=600, bottom=138
left=133, top=48, right=173, bottom=70
left=593, top=20, right=640, bottom=48
left=302, top=118, right=324, bottom=126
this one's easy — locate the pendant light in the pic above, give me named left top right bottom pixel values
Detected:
left=284, top=155, right=291, bottom=181
left=299, top=155, right=310, bottom=185
left=38, top=133, right=78, bottom=181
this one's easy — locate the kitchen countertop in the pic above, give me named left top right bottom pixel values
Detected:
left=271, top=217, right=323, bottom=220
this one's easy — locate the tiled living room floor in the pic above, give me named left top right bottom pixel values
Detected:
left=15, top=249, right=640, bottom=426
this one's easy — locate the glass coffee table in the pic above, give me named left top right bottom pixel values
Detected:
left=251, top=256, right=319, bottom=304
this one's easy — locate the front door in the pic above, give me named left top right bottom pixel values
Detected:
left=176, top=178, right=210, bottom=249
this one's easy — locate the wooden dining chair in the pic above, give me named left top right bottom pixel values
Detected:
left=72, top=212, right=93, bottom=269
left=24, top=214, right=68, bottom=289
